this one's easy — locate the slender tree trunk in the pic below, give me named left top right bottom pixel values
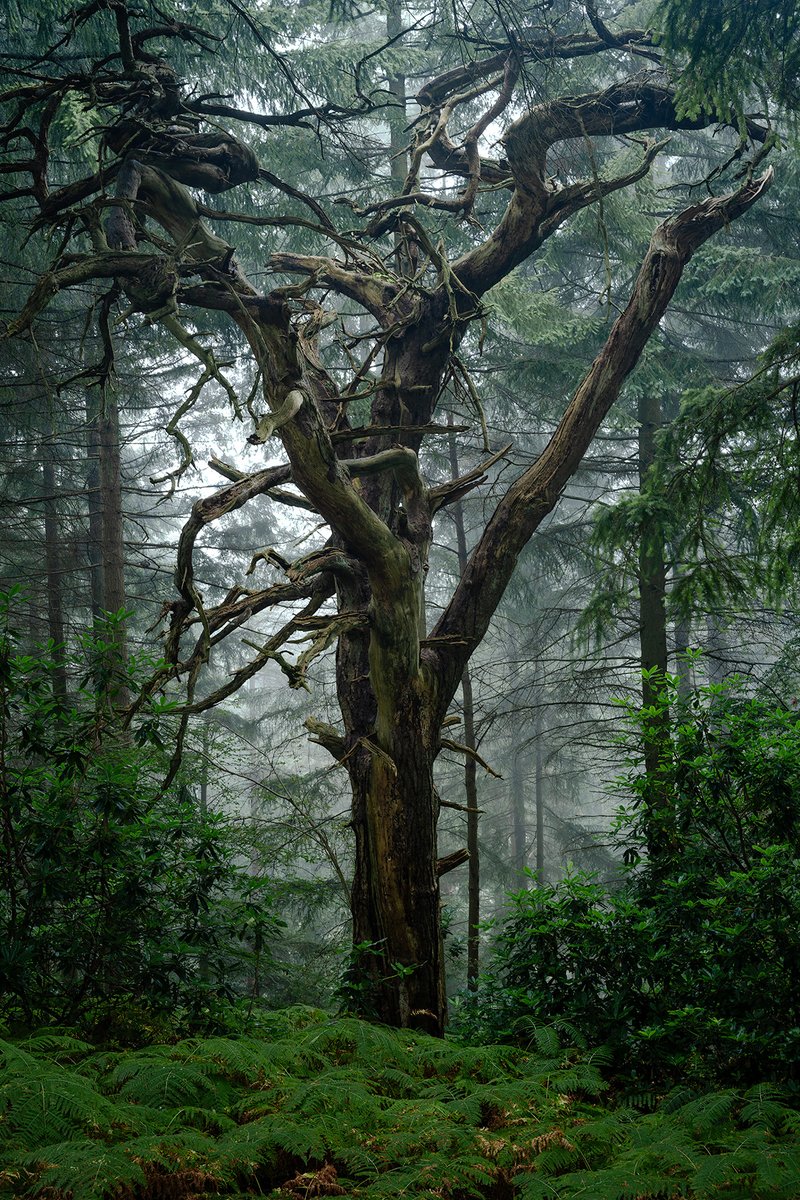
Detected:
left=510, top=741, right=527, bottom=877
left=85, top=391, right=104, bottom=621
left=637, top=391, right=672, bottom=855
left=534, top=711, right=545, bottom=883
left=447, top=427, right=480, bottom=988
left=387, top=0, right=406, bottom=189
left=461, top=667, right=480, bottom=989
left=387, top=0, right=418, bottom=279
left=673, top=604, right=694, bottom=702
left=42, top=424, right=67, bottom=698
left=664, top=400, right=694, bottom=704
left=705, top=613, right=729, bottom=688
left=98, top=391, right=127, bottom=621
left=638, top=391, right=668, bottom=710
left=199, top=720, right=211, bottom=986
left=97, top=389, right=128, bottom=704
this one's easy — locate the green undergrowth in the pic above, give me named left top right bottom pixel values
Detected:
left=1, top=1007, right=799, bottom=1199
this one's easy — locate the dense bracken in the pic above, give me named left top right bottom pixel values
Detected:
left=2, top=1010, right=800, bottom=1200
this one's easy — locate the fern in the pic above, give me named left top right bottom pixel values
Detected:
left=670, top=1087, right=738, bottom=1137
left=19, top=1143, right=145, bottom=1200
left=0, top=1062, right=121, bottom=1149
left=103, top=1051, right=223, bottom=1109
left=16, top=1033, right=95, bottom=1063
left=3, top=1018, right=800, bottom=1199
left=740, top=1083, right=795, bottom=1131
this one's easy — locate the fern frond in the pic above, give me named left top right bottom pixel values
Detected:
left=740, top=1083, right=794, bottom=1131
left=103, top=1051, right=222, bottom=1109
left=515, top=1175, right=561, bottom=1199
left=671, top=1087, right=738, bottom=1135
left=0, top=1038, right=38, bottom=1073
left=19, top=1141, right=145, bottom=1200
left=0, top=1065, right=120, bottom=1149
left=18, top=1033, right=95, bottom=1063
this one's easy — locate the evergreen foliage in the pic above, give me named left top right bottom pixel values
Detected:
left=584, top=284, right=800, bottom=646
left=656, top=0, right=800, bottom=116
left=1, top=1011, right=799, bottom=1199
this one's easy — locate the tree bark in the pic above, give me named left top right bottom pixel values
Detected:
left=42, top=424, right=67, bottom=699
left=534, top=710, right=545, bottom=884
left=637, top=389, right=671, bottom=847
left=85, top=392, right=104, bottom=622
left=95, top=388, right=128, bottom=705
left=98, top=391, right=127, bottom=621
left=447, top=428, right=480, bottom=989
left=346, top=674, right=445, bottom=1033
left=387, top=0, right=407, bottom=190
left=510, top=741, right=527, bottom=877
left=461, top=667, right=480, bottom=990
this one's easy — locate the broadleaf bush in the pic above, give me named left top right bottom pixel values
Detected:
left=453, top=678, right=800, bottom=1087
left=0, top=590, right=282, bottom=1038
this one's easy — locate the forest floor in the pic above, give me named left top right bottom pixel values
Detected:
left=2, top=1007, right=799, bottom=1199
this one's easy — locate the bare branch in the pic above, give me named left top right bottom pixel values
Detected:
left=270, top=251, right=422, bottom=329
left=440, top=737, right=502, bottom=778
left=305, top=716, right=347, bottom=762
left=439, top=798, right=483, bottom=814
left=431, top=169, right=775, bottom=709
left=436, top=848, right=469, bottom=876
left=451, top=81, right=769, bottom=297
left=416, top=26, right=654, bottom=109
left=430, top=442, right=513, bottom=514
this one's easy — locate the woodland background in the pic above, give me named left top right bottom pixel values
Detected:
left=1, top=0, right=800, bottom=1196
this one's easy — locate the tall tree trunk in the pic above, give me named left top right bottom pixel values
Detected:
left=97, top=389, right=128, bottom=704
left=461, top=667, right=480, bottom=989
left=98, top=391, right=127, bottom=622
left=42, top=424, right=67, bottom=699
left=199, top=720, right=211, bottom=986
left=637, top=391, right=671, bottom=855
left=448, top=427, right=480, bottom=989
left=387, top=0, right=406, bottom=189
left=510, top=741, right=527, bottom=877
left=85, top=391, right=105, bottom=621
left=673, top=604, right=694, bottom=702
left=386, top=0, right=416, bottom=276
left=705, top=612, right=729, bottom=687
left=534, top=711, right=545, bottom=884
left=662, top=393, right=694, bottom=704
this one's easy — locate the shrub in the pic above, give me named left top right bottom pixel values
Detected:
left=455, top=679, right=800, bottom=1086
left=0, top=591, right=282, bottom=1038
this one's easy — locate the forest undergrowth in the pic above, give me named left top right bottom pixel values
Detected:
left=2, top=1006, right=800, bottom=1200
left=3, top=612, right=800, bottom=1198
